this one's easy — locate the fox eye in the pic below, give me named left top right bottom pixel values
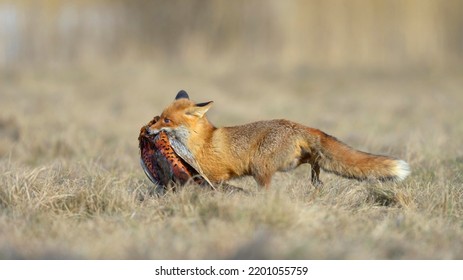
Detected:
left=163, top=118, right=171, bottom=124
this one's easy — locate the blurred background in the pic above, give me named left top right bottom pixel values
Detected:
left=1, top=0, right=462, bottom=70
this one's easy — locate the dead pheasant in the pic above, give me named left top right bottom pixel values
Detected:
left=138, top=116, right=213, bottom=191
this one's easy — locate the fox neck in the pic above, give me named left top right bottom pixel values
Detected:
left=185, top=117, right=216, bottom=156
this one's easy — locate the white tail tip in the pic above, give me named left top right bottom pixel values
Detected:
left=394, top=160, right=411, bottom=181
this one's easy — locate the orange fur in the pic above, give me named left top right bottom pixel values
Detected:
left=149, top=91, right=410, bottom=188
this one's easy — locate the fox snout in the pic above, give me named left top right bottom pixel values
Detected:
left=147, top=126, right=160, bottom=135
left=148, top=122, right=172, bottom=135
left=147, top=119, right=164, bottom=135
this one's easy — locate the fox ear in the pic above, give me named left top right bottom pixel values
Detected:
left=175, top=90, right=189, bottom=100
left=186, top=101, right=213, bottom=117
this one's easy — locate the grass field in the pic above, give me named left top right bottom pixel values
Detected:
left=1, top=62, right=463, bottom=259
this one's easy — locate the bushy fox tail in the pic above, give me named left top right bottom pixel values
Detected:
left=314, top=131, right=410, bottom=182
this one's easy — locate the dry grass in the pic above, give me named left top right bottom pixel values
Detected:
left=1, top=62, right=463, bottom=259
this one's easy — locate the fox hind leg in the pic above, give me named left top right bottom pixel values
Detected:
left=301, top=151, right=323, bottom=187
left=311, top=163, right=323, bottom=187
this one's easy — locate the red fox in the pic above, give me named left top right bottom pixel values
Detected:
left=148, top=90, right=410, bottom=188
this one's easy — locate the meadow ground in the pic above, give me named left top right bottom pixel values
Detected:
left=1, top=62, right=462, bottom=259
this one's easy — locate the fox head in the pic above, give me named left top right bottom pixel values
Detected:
left=148, top=90, right=214, bottom=141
